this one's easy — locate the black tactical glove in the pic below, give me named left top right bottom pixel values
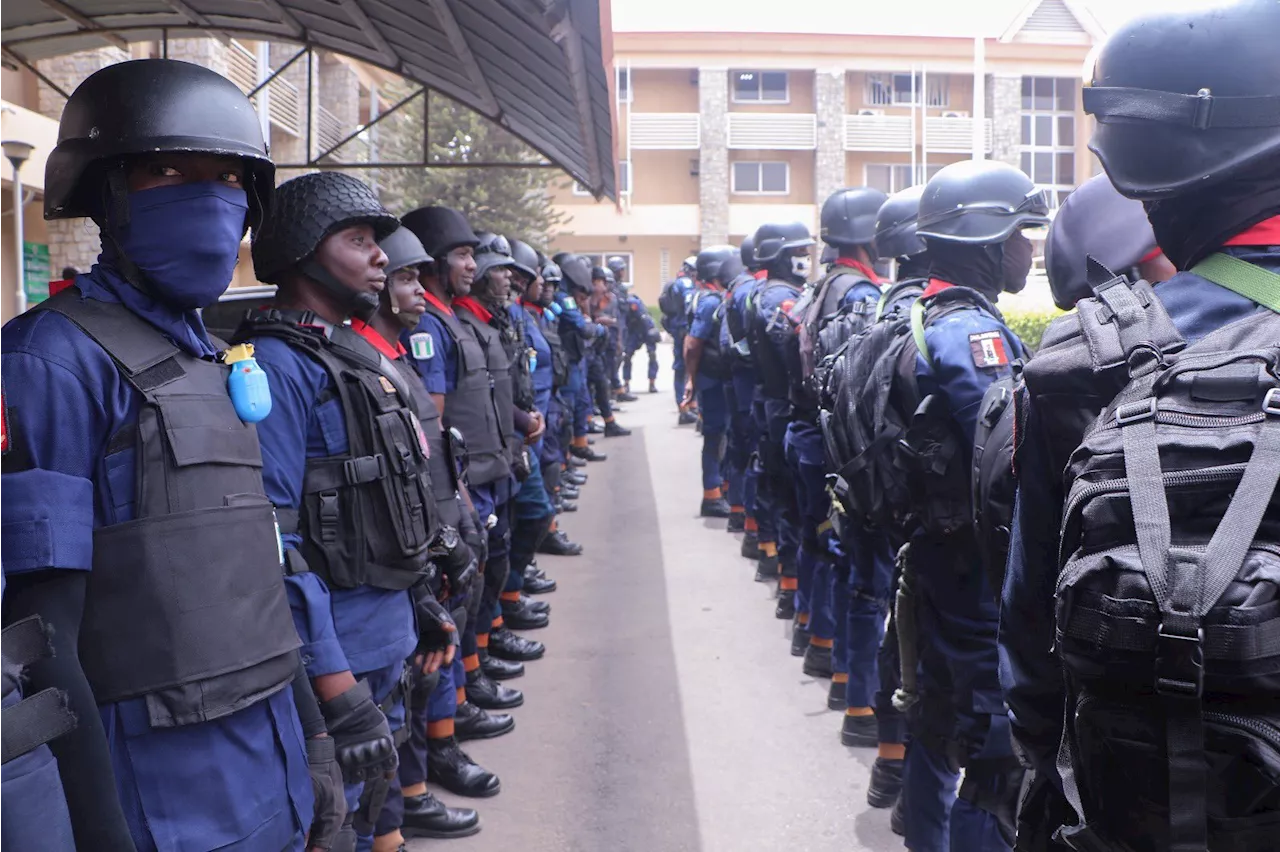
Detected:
left=459, top=504, right=488, bottom=566
left=413, top=588, right=459, bottom=657
left=318, top=681, right=398, bottom=783
left=305, top=736, right=346, bottom=850
left=429, top=526, right=478, bottom=590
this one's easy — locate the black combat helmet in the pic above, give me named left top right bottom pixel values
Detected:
left=45, top=58, right=275, bottom=232
left=380, top=225, right=434, bottom=274
left=874, top=185, right=928, bottom=261
left=509, top=239, right=541, bottom=280
left=820, top=187, right=889, bottom=249
left=1084, top=0, right=1280, bottom=200
left=400, top=206, right=479, bottom=260
left=553, top=252, right=593, bottom=295
left=251, top=172, right=398, bottom=286
left=739, top=234, right=759, bottom=272
left=752, top=221, right=815, bottom=264
left=1044, top=173, right=1159, bottom=310
left=472, top=232, right=516, bottom=280
left=916, top=160, right=1050, bottom=245
left=606, top=255, right=628, bottom=279
left=696, top=245, right=737, bottom=284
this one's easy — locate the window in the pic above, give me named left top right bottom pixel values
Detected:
left=865, top=163, right=942, bottom=195
left=616, top=67, right=632, bottom=104
left=865, top=73, right=950, bottom=107
left=1020, top=77, right=1077, bottom=207
left=574, top=160, right=631, bottom=195
left=733, top=70, right=789, bottom=103
left=578, top=252, right=634, bottom=286
left=731, top=161, right=789, bottom=194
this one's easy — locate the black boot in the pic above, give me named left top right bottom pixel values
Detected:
left=520, top=594, right=550, bottom=615
left=427, top=735, right=501, bottom=798
left=741, top=532, right=762, bottom=560
left=615, top=391, right=638, bottom=403
left=454, top=700, right=515, bottom=741
left=465, top=667, right=524, bottom=710
left=755, top=552, right=778, bottom=582
left=841, top=711, right=878, bottom=748
left=488, top=627, right=545, bottom=661
left=678, top=410, right=698, bottom=425
left=775, top=592, right=796, bottom=620
left=558, top=499, right=579, bottom=513
left=604, top=420, right=632, bottom=437
left=479, top=648, right=524, bottom=681
left=569, top=444, right=607, bottom=462
left=560, top=485, right=580, bottom=499
left=568, top=455, right=587, bottom=468
left=648, top=380, right=659, bottom=394
left=501, top=597, right=549, bottom=630
left=790, top=625, right=811, bottom=657
left=802, top=643, right=833, bottom=678
left=727, top=511, right=746, bottom=532
left=827, top=678, right=847, bottom=711
left=537, top=530, right=583, bottom=556
left=867, top=757, right=904, bottom=809
left=587, top=420, right=604, bottom=434
left=400, top=791, right=481, bottom=839
left=564, top=470, right=587, bottom=486
left=523, top=573, right=557, bottom=595
left=890, top=790, right=906, bottom=836
left=700, top=497, right=732, bottom=518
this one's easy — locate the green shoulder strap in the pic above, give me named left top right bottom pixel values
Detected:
left=875, top=289, right=890, bottom=321
left=910, top=297, right=931, bottom=365
left=1190, top=252, right=1280, bottom=314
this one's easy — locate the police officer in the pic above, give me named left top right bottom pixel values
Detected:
left=661, top=257, right=699, bottom=423
left=684, top=245, right=739, bottom=517
left=1001, top=4, right=1280, bottom=849
left=887, top=160, right=1047, bottom=852
left=745, top=222, right=814, bottom=619
left=553, top=253, right=611, bottom=462
left=1, top=59, right=324, bottom=852
left=621, top=280, right=661, bottom=396
left=349, top=225, right=487, bottom=841
left=588, top=266, right=632, bottom=436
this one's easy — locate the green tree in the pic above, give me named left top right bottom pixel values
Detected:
left=371, top=86, right=567, bottom=245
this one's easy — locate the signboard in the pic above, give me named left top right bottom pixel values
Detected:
left=23, top=242, right=50, bottom=305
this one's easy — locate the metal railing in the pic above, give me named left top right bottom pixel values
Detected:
left=843, top=115, right=913, bottom=151
left=628, top=113, right=700, bottom=149
left=924, top=116, right=992, bottom=153
left=227, top=40, right=301, bottom=136
left=727, top=113, right=817, bottom=150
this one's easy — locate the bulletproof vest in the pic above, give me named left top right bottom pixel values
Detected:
left=235, top=311, right=438, bottom=592
left=496, top=307, right=535, bottom=413
left=393, top=357, right=462, bottom=529
left=971, top=376, right=1018, bottom=599
left=539, top=310, right=570, bottom=389
left=558, top=306, right=586, bottom=364
left=747, top=280, right=800, bottom=399
left=2, top=617, right=76, bottom=764
left=455, top=308, right=514, bottom=470
left=422, top=301, right=513, bottom=486
left=690, top=290, right=730, bottom=382
left=38, top=292, right=300, bottom=725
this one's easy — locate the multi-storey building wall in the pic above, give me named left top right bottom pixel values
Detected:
left=551, top=0, right=1106, bottom=304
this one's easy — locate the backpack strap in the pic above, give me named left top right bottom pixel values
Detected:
left=1190, top=252, right=1280, bottom=313
left=1077, top=259, right=1184, bottom=377
left=910, top=298, right=931, bottom=365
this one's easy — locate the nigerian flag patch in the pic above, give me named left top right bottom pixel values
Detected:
left=410, top=333, right=435, bottom=360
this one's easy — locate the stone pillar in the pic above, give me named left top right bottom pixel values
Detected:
left=36, top=47, right=130, bottom=276
left=989, top=74, right=1023, bottom=170
left=697, top=67, right=729, bottom=247
left=814, top=67, right=846, bottom=208
left=165, top=38, right=230, bottom=78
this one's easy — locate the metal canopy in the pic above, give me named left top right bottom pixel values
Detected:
left=2, top=0, right=617, bottom=199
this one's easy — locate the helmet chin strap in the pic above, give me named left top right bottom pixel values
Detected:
left=300, top=257, right=379, bottom=321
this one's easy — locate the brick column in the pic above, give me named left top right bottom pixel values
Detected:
left=989, top=74, right=1023, bottom=170
left=697, top=67, right=729, bottom=247
left=814, top=68, right=846, bottom=207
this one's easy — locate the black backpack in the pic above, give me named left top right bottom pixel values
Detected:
left=658, top=278, right=684, bottom=319
left=971, top=374, right=1018, bottom=599
left=1026, top=257, right=1280, bottom=852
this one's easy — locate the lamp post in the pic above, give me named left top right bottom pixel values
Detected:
left=3, top=140, right=35, bottom=316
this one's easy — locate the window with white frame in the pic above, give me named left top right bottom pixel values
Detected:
left=1020, top=77, right=1077, bottom=207
left=732, top=70, right=789, bottom=103
left=865, top=73, right=949, bottom=107
left=865, top=163, right=942, bottom=195
left=575, top=160, right=631, bottom=195
left=731, top=161, right=789, bottom=194
left=616, top=67, right=632, bottom=104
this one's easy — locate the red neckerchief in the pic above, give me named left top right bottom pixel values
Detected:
left=1224, top=215, right=1280, bottom=247
left=833, top=257, right=881, bottom=284
left=350, top=318, right=406, bottom=359
left=422, top=290, right=453, bottom=316
left=452, top=296, right=493, bottom=323
left=753, top=270, right=768, bottom=280
left=1140, top=247, right=1165, bottom=264
left=522, top=299, right=544, bottom=317
left=702, top=282, right=724, bottom=292
left=922, top=278, right=955, bottom=299
left=49, top=278, right=76, bottom=297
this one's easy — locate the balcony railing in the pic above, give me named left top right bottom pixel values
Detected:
left=924, top=116, right=993, bottom=153
left=727, top=113, right=817, bottom=150
left=843, top=115, right=913, bottom=151
left=227, top=40, right=301, bottom=136
left=628, top=113, right=700, bottom=149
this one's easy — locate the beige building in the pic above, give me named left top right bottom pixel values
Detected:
left=551, top=0, right=1109, bottom=303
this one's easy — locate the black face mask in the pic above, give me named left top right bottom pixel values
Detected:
left=1144, top=159, right=1280, bottom=270
left=1000, top=230, right=1034, bottom=294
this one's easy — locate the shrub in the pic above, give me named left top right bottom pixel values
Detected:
left=1004, top=307, right=1063, bottom=352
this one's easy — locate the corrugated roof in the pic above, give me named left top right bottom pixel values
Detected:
left=1, top=0, right=617, bottom=200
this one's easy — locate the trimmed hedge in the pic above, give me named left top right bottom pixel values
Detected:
left=1004, top=307, right=1063, bottom=352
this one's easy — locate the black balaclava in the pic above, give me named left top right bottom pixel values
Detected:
left=895, top=253, right=932, bottom=281
left=927, top=232, right=1032, bottom=300
left=1144, top=159, right=1280, bottom=270
left=767, top=249, right=807, bottom=286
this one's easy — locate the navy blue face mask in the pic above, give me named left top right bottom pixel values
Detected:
left=105, top=182, right=249, bottom=310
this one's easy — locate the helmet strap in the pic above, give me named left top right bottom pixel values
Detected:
left=300, top=257, right=379, bottom=321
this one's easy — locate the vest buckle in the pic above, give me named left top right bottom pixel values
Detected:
left=344, top=454, right=387, bottom=484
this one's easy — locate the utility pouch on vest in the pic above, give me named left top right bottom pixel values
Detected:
left=39, top=292, right=300, bottom=726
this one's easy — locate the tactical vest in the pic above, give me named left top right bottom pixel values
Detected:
left=457, top=307, right=516, bottom=451
left=39, top=292, right=300, bottom=725
left=539, top=310, right=570, bottom=390
left=393, top=357, right=462, bottom=529
left=236, top=312, right=438, bottom=592
left=746, top=280, right=800, bottom=399
left=423, top=302, right=512, bottom=486
left=692, top=290, right=730, bottom=381
left=495, top=306, right=535, bottom=413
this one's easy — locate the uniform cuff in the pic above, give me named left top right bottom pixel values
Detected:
left=1, top=470, right=94, bottom=573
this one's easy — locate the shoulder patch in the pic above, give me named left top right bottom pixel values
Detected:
left=969, top=331, right=1011, bottom=369
left=410, top=332, right=435, bottom=360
